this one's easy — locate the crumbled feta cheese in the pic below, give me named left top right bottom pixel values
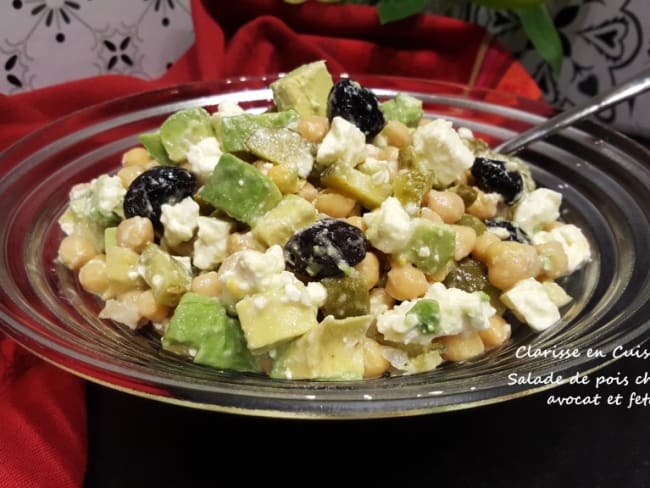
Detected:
left=532, top=224, right=591, bottom=272
left=357, top=156, right=392, bottom=185
left=424, top=283, right=495, bottom=335
left=93, top=175, right=126, bottom=217
left=376, top=283, right=494, bottom=345
left=217, top=100, right=245, bottom=116
left=486, top=226, right=510, bottom=240
left=160, top=197, right=199, bottom=247
left=512, top=188, right=562, bottom=235
left=186, top=136, right=223, bottom=183
left=192, top=216, right=231, bottom=270
left=412, top=118, right=474, bottom=186
left=457, top=127, right=474, bottom=139
left=99, top=297, right=142, bottom=330
left=216, top=245, right=287, bottom=306
left=363, top=197, right=413, bottom=253
left=500, top=277, right=561, bottom=331
left=279, top=274, right=327, bottom=308
left=316, top=116, right=366, bottom=166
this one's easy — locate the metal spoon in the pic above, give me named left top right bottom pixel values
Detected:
left=494, top=65, right=650, bottom=155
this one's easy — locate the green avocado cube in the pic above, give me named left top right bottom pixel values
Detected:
left=407, top=299, right=441, bottom=335
left=138, top=243, right=192, bottom=307
left=162, top=292, right=258, bottom=372
left=235, top=287, right=319, bottom=352
left=198, top=153, right=282, bottom=226
left=270, top=314, right=372, bottom=380
left=380, top=93, right=423, bottom=128
left=252, top=194, right=318, bottom=247
left=270, top=60, right=334, bottom=117
left=320, top=162, right=392, bottom=210
left=246, top=127, right=314, bottom=178
left=138, top=131, right=174, bottom=166
left=159, top=107, right=215, bottom=162
left=398, top=218, right=455, bottom=274
left=212, top=110, right=299, bottom=153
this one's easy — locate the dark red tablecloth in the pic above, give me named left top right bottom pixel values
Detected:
left=0, top=1, right=542, bottom=486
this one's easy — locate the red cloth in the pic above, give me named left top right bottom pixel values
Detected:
left=0, top=0, right=542, bottom=486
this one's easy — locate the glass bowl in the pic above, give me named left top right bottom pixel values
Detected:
left=1, top=75, right=649, bottom=419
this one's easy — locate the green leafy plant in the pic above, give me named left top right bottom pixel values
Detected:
left=283, top=0, right=563, bottom=76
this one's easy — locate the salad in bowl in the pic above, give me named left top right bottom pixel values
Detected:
left=55, top=60, right=591, bottom=381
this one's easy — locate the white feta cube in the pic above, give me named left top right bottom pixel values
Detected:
left=160, top=196, right=199, bottom=248
left=500, top=277, right=561, bottom=331
left=316, top=116, right=366, bottom=167
left=512, top=188, right=562, bottom=235
left=411, top=119, right=474, bottom=186
left=363, top=196, right=413, bottom=253
left=186, top=136, right=223, bottom=183
left=532, top=224, right=591, bottom=272
left=192, top=216, right=232, bottom=270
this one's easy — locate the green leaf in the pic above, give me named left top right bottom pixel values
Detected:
left=515, top=4, right=563, bottom=77
left=376, top=0, right=429, bottom=24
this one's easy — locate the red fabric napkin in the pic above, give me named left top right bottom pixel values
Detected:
left=0, top=0, right=542, bottom=486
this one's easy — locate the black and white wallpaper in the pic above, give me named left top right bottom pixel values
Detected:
left=463, top=0, right=650, bottom=137
left=0, top=0, right=194, bottom=93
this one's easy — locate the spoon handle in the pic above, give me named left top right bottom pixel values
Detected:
left=494, top=65, right=650, bottom=155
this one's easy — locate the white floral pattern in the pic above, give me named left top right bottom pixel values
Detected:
left=462, top=0, right=650, bottom=137
left=0, top=0, right=194, bottom=93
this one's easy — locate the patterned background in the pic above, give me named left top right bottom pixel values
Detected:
left=1, top=0, right=648, bottom=136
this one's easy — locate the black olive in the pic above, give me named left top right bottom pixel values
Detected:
left=284, top=218, right=367, bottom=279
left=123, top=166, right=196, bottom=234
left=471, top=157, right=523, bottom=205
left=327, top=79, right=385, bottom=140
left=485, top=219, right=531, bottom=244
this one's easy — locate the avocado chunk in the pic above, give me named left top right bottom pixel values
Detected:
left=235, top=286, right=320, bottom=352
left=407, top=299, right=441, bottom=334
left=380, top=93, right=423, bottom=128
left=246, top=127, right=314, bottom=178
left=212, top=110, right=299, bottom=153
left=198, top=153, right=282, bottom=226
left=270, top=314, right=372, bottom=380
left=138, top=243, right=192, bottom=307
left=138, top=131, right=174, bottom=166
left=320, top=162, right=392, bottom=210
left=252, top=194, right=318, bottom=247
left=159, top=107, right=215, bottom=162
left=398, top=218, right=455, bottom=274
left=320, top=274, right=370, bottom=319
left=270, top=60, right=334, bottom=117
left=162, top=292, right=257, bottom=372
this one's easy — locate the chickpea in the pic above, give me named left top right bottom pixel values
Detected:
left=419, top=207, right=443, bottom=224
left=485, top=241, right=540, bottom=290
left=296, top=115, right=329, bottom=143
left=423, top=190, right=465, bottom=224
left=117, top=165, right=144, bottom=189
left=363, top=337, right=390, bottom=378
left=440, top=332, right=485, bottom=362
left=313, top=191, right=357, bottom=218
left=479, top=315, right=512, bottom=349
left=536, top=241, right=569, bottom=280
left=57, top=234, right=97, bottom=271
left=385, top=262, right=429, bottom=301
left=137, top=289, right=170, bottom=322
left=121, top=147, right=151, bottom=167
left=78, top=254, right=109, bottom=295
left=467, top=191, right=499, bottom=220
left=296, top=181, right=318, bottom=202
left=267, top=165, right=303, bottom=194
left=452, top=225, right=477, bottom=261
left=191, top=271, right=223, bottom=298
left=471, top=232, right=501, bottom=263
left=381, top=120, right=411, bottom=148
left=116, top=216, right=154, bottom=253
left=354, top=252, right=380, bottom=289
